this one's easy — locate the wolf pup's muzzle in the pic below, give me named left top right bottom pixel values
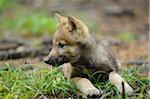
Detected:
left=44, top=55, right=69, bottom=66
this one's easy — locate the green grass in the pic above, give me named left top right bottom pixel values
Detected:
left=0, top=64, right=149, bottom=98
left=0, top=64, right=77, bottom=98
left=0, top=11, right=57, bottom=36
left=0, top=0, right=57, bottom=37
left=92, top=67, right=150, bottom=99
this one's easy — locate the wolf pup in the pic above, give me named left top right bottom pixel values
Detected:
left=44, top=13, right=134, bottom=97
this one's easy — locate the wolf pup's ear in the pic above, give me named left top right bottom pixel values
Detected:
left=67, top=16, right=77, bottom=32
left=67, top=16, right=89, bottom=34
left=54, top=13, right=66, bottom=24
left=67, top=16, right=90, bottom=42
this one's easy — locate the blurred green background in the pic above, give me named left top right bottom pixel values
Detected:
left=0, top=0, right=148, bottom=41
left=0, top=0, right=149, bottom=62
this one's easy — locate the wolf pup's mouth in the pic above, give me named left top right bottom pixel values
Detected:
left=44, top=55, right=69, bottom=66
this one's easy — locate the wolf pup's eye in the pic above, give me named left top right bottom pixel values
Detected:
left=58, top=43, right=65, bottom=48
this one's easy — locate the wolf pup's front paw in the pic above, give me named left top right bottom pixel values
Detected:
left=85, top=88, right=101, bottom=98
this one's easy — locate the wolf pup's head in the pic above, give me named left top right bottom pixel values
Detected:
left=44, top=13, right=92, bottom=66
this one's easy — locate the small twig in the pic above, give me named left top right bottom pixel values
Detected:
left=122, top=82, right=125, bottom=99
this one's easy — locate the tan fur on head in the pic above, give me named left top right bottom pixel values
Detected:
left=67, top=15, right=90, bottom=36
left=54, top=13, right=91, bottom=43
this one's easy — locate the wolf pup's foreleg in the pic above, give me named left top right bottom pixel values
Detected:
left=71, top=77, right=101, bottom=97
left=59, top=63, right=73, bottom=79
left=59, top=63, right=101, bottom=97
left=109, top=71, right=134, bottom=95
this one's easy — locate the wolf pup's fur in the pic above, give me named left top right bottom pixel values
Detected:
left=44, top=13, right=134, bottom=97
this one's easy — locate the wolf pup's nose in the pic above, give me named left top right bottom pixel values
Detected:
left=44, top=59, right=49, bottom=64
